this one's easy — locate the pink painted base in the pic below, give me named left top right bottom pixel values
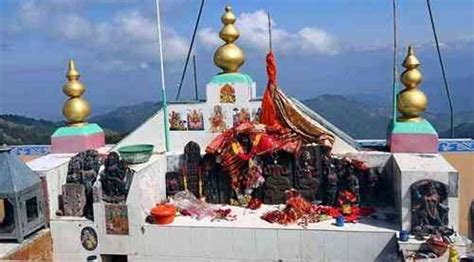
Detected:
left=389, top=133, right=438, bottom=153
left=51, top=132, right=105, bottom=154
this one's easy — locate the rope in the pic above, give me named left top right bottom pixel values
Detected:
left=426, top=0, right=455, bottom=138
left=175, top=0, right=206, bottom=101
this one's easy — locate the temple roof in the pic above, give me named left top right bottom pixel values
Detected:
left=0, top=147, right=41, bottom=194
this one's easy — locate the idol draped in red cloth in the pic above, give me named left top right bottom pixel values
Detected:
left=259, top=51, right=335, bottom=148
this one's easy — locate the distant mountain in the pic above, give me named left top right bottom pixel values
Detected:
left=1, top=94, right=472, bottom=145
left=303, top=94, right=474, bottom=139
left=440, top=123, right=474, bottom=139
left=347, top=75, right=474, bottom=114
left=0, top=115, right=58, bottom=145
left=0, top=114, right=125, bottom=145
left=303, top=94, right=391, bottom=139
left=90, top=102, right=162, bottom=133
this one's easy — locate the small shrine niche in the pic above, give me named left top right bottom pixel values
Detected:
left=411, top=180, right=451, bottom=237
left=0, top=147, right=46, bottom=242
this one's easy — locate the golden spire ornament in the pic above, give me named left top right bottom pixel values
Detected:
left=213, top=6, right=245, bottom=73
left=397, top=46, right=428, bottom=122
left=62, top=60, right=91, bottom=126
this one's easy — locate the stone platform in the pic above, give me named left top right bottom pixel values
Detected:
left=51, top=207, right=400, bottom=262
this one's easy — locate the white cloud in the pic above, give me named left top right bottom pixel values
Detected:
left=197, top=28, right=220, bottom=49
left=297, top=27, right=338, bottom=55
left=14, top=0, right=188, bottom=71
left=198, top=10, right=339, bottom=56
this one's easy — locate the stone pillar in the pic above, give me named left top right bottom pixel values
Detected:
left=389, top=153, right=459, bottom=232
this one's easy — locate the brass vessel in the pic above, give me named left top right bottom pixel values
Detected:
left=214, top=6, right=245, bottom=73
left=62, top=60, right=91, bottom=126
left=397, top=46, right=428, bottom=122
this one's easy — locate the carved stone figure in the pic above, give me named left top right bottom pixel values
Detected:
left=296, top=150, right=319, bottom=202
left=359, top=167, right=379, bottom=205
left=201, top=154, right=231, bottom=204
left=263, top=164, right=291, bottom=204
left=64, top=150, right=100, bottom=219
left=322, top=157, right=338, bottom=206
left=62, top=184, right=86, bottom=217
left=166, top=172, right=184, bottom=197
left=182, top=141, right=202, bottom=198
left=100, top=152, right=135, bottom=203
left=411, top=180, right=451, bottom=237
left=338, top=158, right=360, bottom=205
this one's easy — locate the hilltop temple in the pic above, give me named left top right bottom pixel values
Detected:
left=1, top=5, right=472, bottom=262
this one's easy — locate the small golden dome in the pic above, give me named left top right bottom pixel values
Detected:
left=397, top=89, right=427, bottom=121
left=397, top=46, right=428, bottom=122
left=221, top=6, right=236, bottom=25
left=219, top=24, right=240, bottom=43
left=214, top=6, right=245, bottom=73
left=63, top=80, right=85, bottom=97
left=63, top=98, right=91, bottom=125
left=401, top=68, right=422, bottom=89
left=61, top=60, right=91, bottom=126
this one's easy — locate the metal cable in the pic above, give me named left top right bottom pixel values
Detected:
left=392, top=0, right=399, bottom=125
left=175, top=0, right=206, bottom=101
left=193, top=55, right=199, bottom=100
left=426, top=0, right=455, bottom=138
left=267, top=11, right=272, bottom=51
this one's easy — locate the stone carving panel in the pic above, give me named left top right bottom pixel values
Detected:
left=411, top=180, right=451, bottom=237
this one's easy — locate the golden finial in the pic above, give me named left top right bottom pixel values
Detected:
left=62, top=60, right=91, bottom=126
left=397, top=46, right=428, bottom=122
left=213, top=6, right=245, bottom=73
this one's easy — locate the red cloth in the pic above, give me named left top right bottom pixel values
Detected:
left=328, top=206, right=375, bottom=223
left=260, top=52, right=283, bottom=128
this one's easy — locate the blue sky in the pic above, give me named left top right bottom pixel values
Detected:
left=0, top=0, right=473, bottom=120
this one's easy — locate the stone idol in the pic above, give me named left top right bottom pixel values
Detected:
left=411, top=180, right=453, bottom=237
left=60, top=150, right=101, bottom=219
left=100, top=152, right=135, bottom=204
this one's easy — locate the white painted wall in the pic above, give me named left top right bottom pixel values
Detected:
left=114, top=77, right=262, bottom=154
left=127, top=224, right=397, bottom=262
left=27, top=154, right=72, bottom=219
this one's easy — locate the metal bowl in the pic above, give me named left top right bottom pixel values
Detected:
left=117, top=144, right=154, bottom=164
